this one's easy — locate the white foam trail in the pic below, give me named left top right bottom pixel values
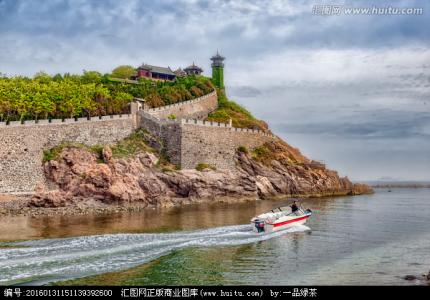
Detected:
left=0, top=224, right=309, bottom=285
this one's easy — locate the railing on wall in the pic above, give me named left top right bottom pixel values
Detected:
left=0, top=114, right=132, bottom=127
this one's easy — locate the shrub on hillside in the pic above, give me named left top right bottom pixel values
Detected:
left=206, top=89, right=269, bottom=132
left=237, top=146, right=249, bottom=154
left=195, top=163, right=216, bottom=171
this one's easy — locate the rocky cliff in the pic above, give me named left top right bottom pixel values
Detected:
left=31, top=135, right=373, bottom=208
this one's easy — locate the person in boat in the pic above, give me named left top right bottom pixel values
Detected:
left=291, top=201, right=299, bottom=215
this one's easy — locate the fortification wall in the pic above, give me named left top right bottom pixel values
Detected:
left=180, top=120, right=276, bottom=169
left=0, top=89, right=274, bottom=193
left=137, top=90, right=217, bottom=166
left=146, top=90, right=217, bottom=119
left=138, top=111, right=181, bottom=165
left=0, top=115, right=135, bottom=193
left=138, top=112, right=275, bottom=170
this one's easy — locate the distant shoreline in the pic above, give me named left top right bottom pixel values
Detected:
left=365, top=181, right=430, bottom=189
left=370, top=184, right=430, bottom=189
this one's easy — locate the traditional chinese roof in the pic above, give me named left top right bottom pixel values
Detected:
left=174, top=68, right=187, bottom=77
left=210, top=51, right=225, bottom=68
left=138, top=64, right=175, bottom=76
left=184, top=62, right=203, bottom=73
left=210, top=50, right=225, bottom=61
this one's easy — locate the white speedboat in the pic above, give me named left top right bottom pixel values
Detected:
left=251, top=203, right=312, bottom=233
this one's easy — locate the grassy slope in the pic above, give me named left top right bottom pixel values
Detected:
left=206, top=89, right=269, bottom=132
left=250, top=140, right=310, bottom=166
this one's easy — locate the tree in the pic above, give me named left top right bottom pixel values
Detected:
left=111, top=91, right=133, bottom=114
left=145, top=93, right=164, bottom=108
left=52, top=73, right=63, bottom=82
left=93, top=84, right=110, bottom=116
left=0, top=80, right=13, bottom=121
left=34, top=71, right=52, bottom=84
left=0, top=70, right=214, bottom=120
left=81, top=70, right=102, bottom=84
left=111, top=65, right=136, bottom=79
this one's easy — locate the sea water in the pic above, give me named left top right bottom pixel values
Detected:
left=0, top=188, right=429, bottom=285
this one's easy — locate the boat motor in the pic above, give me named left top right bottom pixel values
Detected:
left=254, top=220, right=265, bottom=233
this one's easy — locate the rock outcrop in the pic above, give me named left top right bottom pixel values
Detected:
left=31, top=139, right=373, bottom=208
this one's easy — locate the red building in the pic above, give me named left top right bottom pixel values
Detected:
left=136, top=64, right=176, bottom=81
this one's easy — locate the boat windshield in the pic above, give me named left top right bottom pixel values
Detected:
left=278, top=206, right=292, bottom=212
left=271, top=207, right=284, bottom=213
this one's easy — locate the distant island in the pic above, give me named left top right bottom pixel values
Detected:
left=367, top=181, right=430, bottom=188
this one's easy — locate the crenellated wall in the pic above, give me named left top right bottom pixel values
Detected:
left=146, top=90, right=217, bottom=119
left=0, top=115, right=135, bottom=194
left=179, top=120, right=275, bottom=169
left=0, top=89, right=276, bottom=193
left=138, top=111, right=276, bottom=171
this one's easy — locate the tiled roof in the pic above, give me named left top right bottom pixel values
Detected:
left=184, top=63, right=203, bottom=72
left=138, top=64, right=175, bottom=76
left=174, top=68, right=187, bottom=76
left=211, top=51, right=225, bottom=61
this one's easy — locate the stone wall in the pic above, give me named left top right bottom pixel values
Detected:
left=138, top=112, right=275, bottom=171
left=146, top=90, right=217, bottom=119
left=0, top=89, right=275, bottom=193
left=138, top=111, right=181, bottom=165
left=0, top=115, right=135, bottom=193
left=137, top=90, right=217, bottom=166
left=180, top=120, right=275, bottom=170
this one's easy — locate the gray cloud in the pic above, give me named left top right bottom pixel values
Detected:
left=1, top=0, right=429, bottom=75
left=274, top=110, right=430, bottom=139
left=229, top=86, right=262, bottom=98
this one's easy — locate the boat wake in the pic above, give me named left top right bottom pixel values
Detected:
left=0, top=224, right=309, bottom=285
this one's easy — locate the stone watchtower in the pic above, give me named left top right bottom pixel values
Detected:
left=211, top=51, right=225, bottom=89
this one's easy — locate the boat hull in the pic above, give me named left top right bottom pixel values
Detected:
left=251, top=213, right=311, bottom=234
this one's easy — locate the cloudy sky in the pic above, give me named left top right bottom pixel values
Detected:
left=1, top=0, right=429, bottom=181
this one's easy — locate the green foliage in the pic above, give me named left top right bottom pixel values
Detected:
left=111, top=65, right=136, bottom=79
left=0, top=72, right=214, bottom=122
left=161, top=164, right=181, bottom=173
left=189, top=86, right=204, bottom=97
left=252, top=145, right=269, bottom=158
left=217, top=91, right=253, bottom=118
left=42, top=142, right=88, bottom=162
left=195, top=163, right=216, bottom=171
left=237, top=146, right=248, bottom=154
left=212, top=66, right=224, bottom=88
left=41, top=129, right=133, bottom=161
left=42, top=149, right=55, bottom=163
left=207, top=89, right=268, bottom=131
left=111, top=129, right=154, bottom=158
left=42, top=129, right=177, bottom=170
left=81, top=71, right=102, bottom=84
left=167, top=114, right=176, bottom=120
left=34, top=71, right=52, bottom=84
left=90, top=145, right=104, bottom=158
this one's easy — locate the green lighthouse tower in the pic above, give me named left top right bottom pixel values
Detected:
left=211, top=51, right=225, bottom=89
